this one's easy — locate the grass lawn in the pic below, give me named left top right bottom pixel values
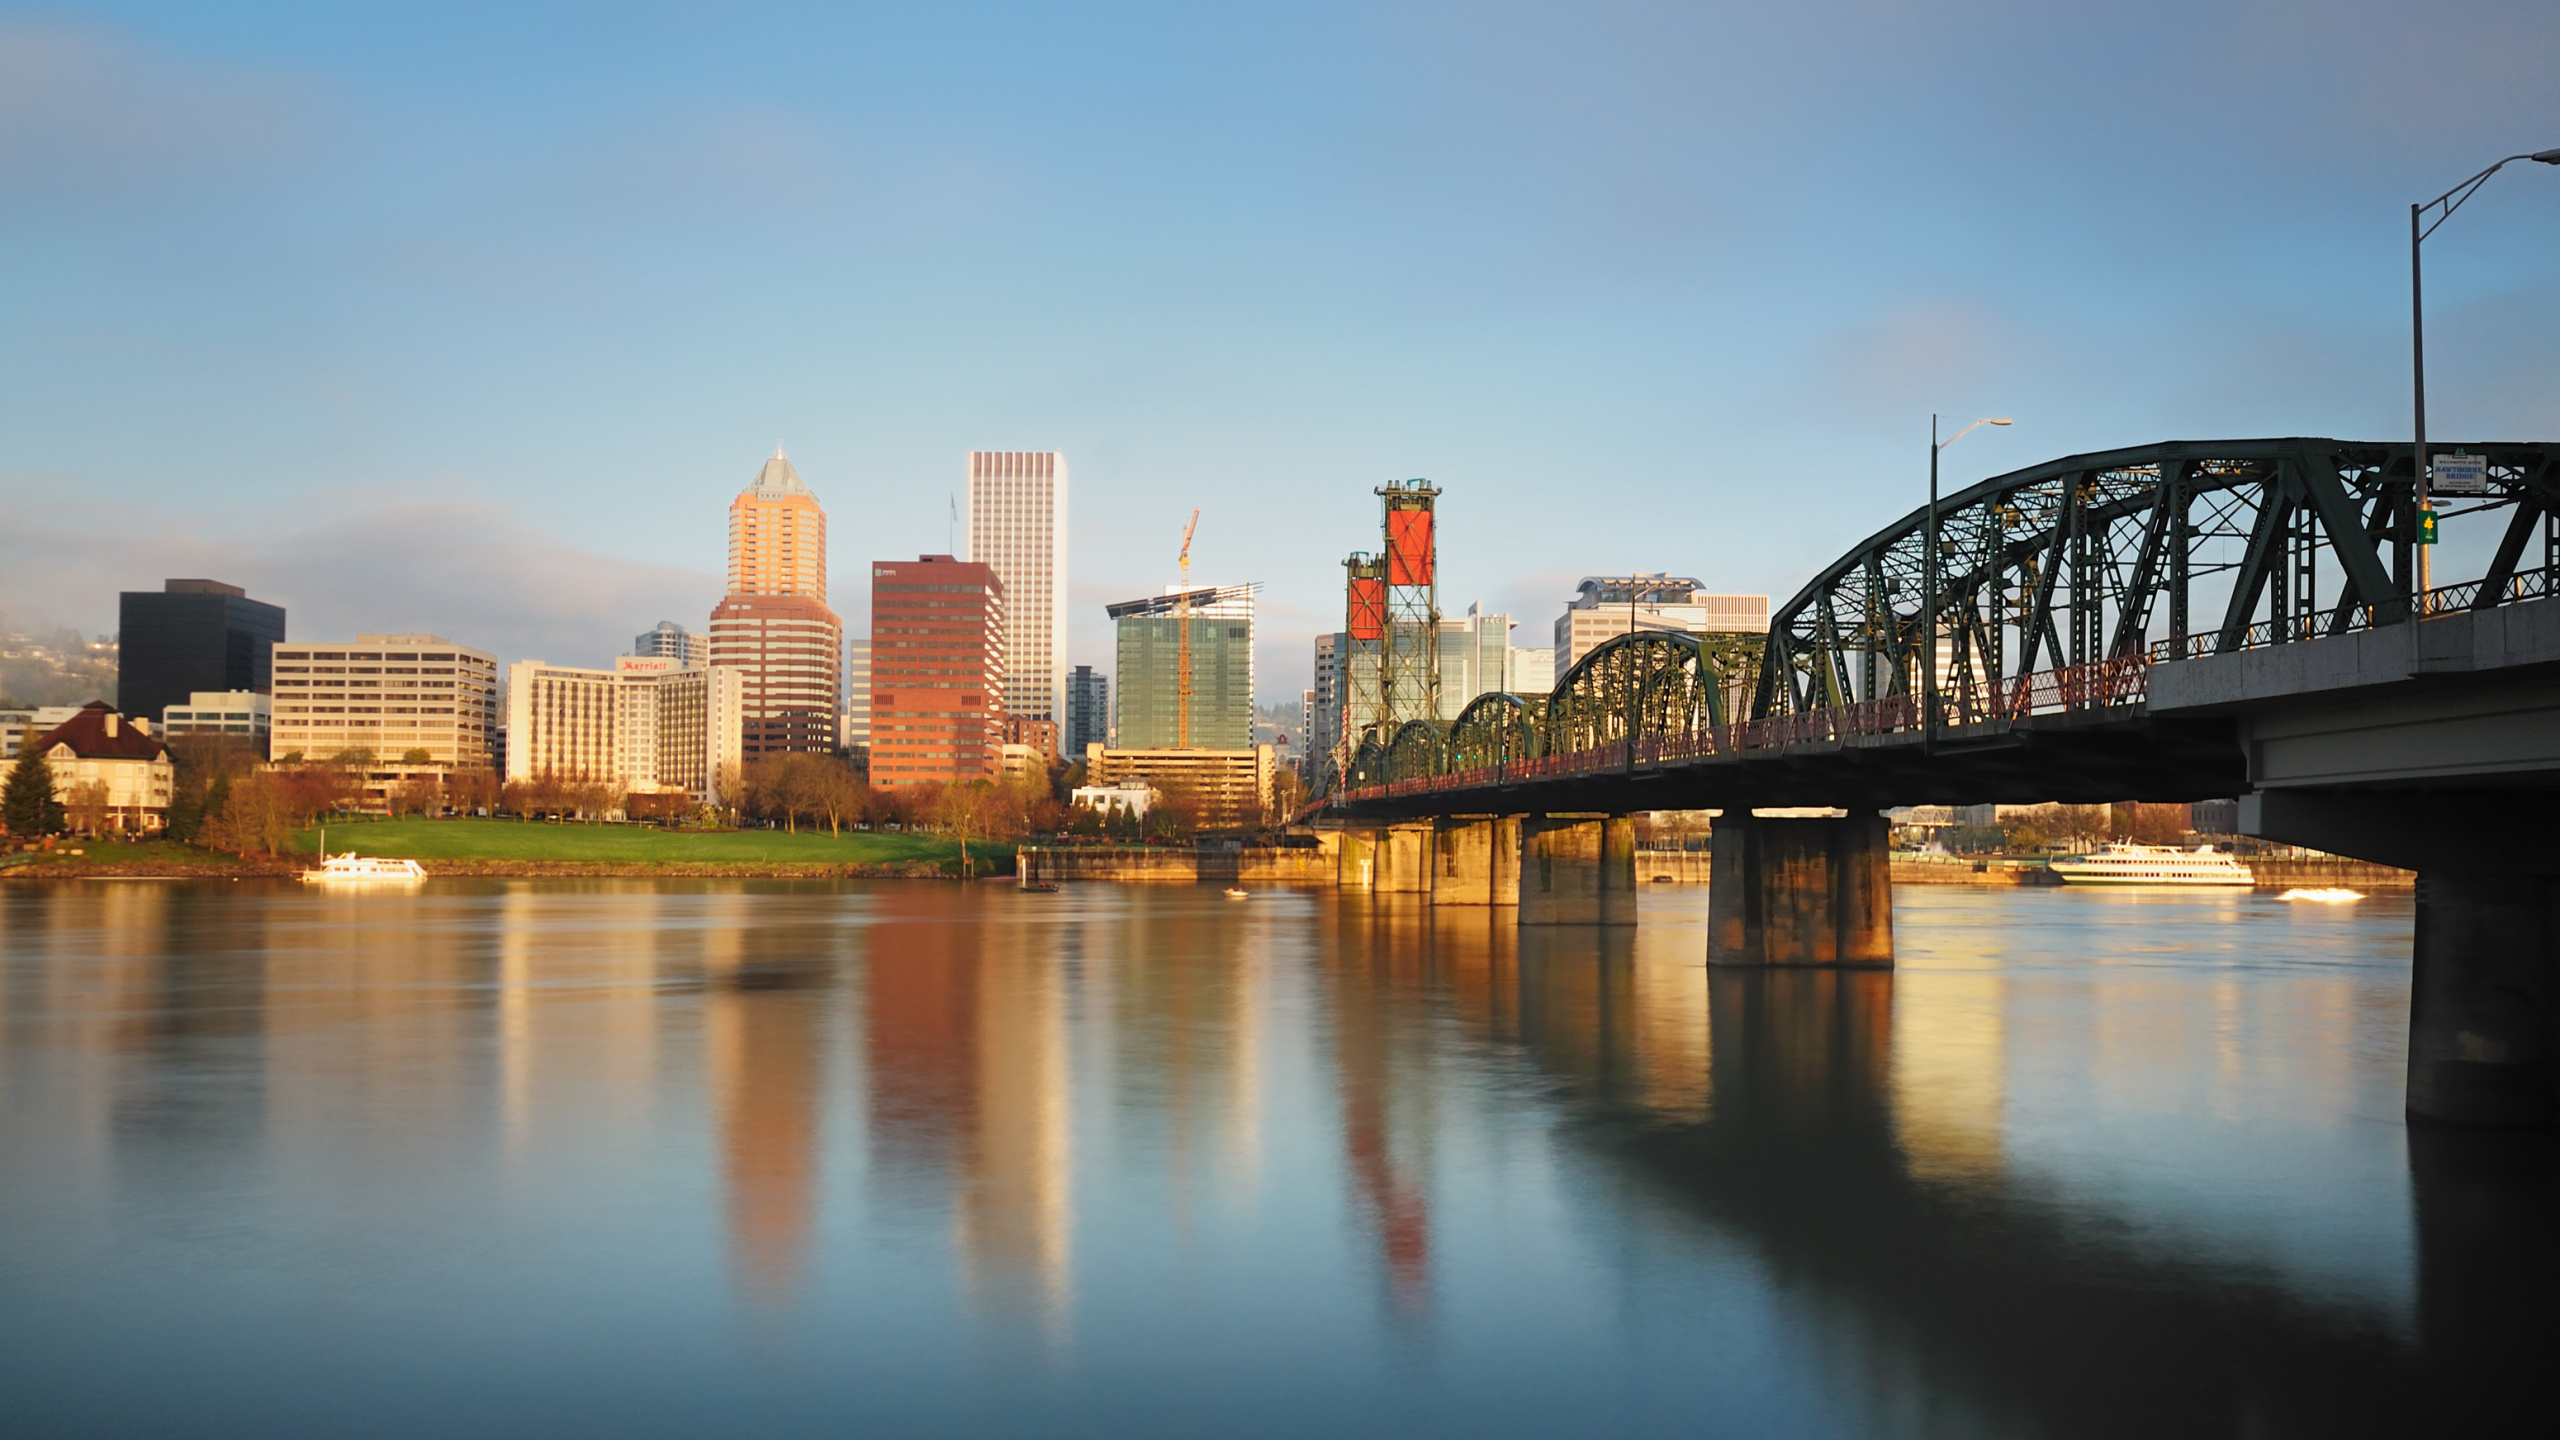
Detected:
left=295, top=817, right=998, bottom=866
left=1, top=837, right=251, bottom=871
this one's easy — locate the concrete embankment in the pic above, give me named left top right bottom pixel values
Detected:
left=1018, top=845, right=1335, bottom=886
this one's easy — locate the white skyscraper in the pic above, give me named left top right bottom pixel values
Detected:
left=964, top=450, right=1069, bottom=723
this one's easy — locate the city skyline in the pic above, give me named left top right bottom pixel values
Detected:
left=8, top=8, right=2552, bottom=705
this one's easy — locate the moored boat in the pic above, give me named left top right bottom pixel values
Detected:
left=2047, top=842, right=2253, bottom=887
left=299, top=853, right=428, bottom=883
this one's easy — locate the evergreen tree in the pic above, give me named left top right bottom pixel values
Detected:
left=3, top=746, right=67, bottom=837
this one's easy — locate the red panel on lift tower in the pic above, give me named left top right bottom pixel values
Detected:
left=1347, top=575, right=1386, bottom=641
left=1387, top=508, right=1434, bottom=586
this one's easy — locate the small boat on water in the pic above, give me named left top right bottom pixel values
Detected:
left=1224, top=887, right=1250, bottom=900
left=1020, top=881, right=1060, bottom=893
left=299, top=833, right=427, bottom=884
left=2047, top=842, right=2253, bottom=887
left=2278, top=887, right=2364, bottom=903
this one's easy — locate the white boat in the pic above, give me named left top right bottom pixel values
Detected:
left=2046, top=842, right=2253, bottom=887
left=299, top=848, right=428, bottom=883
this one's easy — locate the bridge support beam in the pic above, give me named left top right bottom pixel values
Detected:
left=2244, top=790, right=2560, bottom=1126
left=1707, top=811, right=1893, bottom=968
left=1432, top=817, right=1519, bottom=906
left=1375, top=822, right=1436, bottom=895
left=1519, top=816, right=1636, bottom=925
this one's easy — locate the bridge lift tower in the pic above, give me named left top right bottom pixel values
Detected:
left=1342, top=550, right=1387, bottom=752
left=1377, top=479, right=1442, bottom=730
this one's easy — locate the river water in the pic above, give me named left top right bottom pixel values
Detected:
left=1, top=880, right=2549, bottom=1437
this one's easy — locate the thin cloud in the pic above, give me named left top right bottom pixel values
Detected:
left=0, top=478, right=721, bottom=671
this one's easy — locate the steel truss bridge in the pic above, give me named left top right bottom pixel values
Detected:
left=1310, top=438, right=2557, bottom=817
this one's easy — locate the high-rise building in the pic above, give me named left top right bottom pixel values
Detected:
left=269, top=635, right=498, bottom=766
left=1553, top=577, right=1767, bottom=683
left=965, top=451, right=1068, bottom=725
left=503, top=656, right=744, bottom=804
left=1434, top=604, right=1513, bottom=719
left=1308, top=632, right=1345, bottom=767
left=1064, top=664, right=1109, bottom=757
left=709, top=450, right=844, bottom=758
left=869, top=555, right=1005, bottom=788
left=1108, top=584, right=1254, bottom=750
left=633, top=621, right=703, bottom=666
left=842, top=639, right=871, bottom=756
left=116, top=579, right=286, bottom=722
left=1506, top=644, right=1554, bottom=695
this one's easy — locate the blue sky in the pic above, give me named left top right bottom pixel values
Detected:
left=3, top=1, right=2555, bottom=698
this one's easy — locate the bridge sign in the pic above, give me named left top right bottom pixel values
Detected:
left=2432, top=452, right=2490, bottom=496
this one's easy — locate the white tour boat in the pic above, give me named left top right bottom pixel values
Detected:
left=2046, top=842, right=2253, bottom=887
left=299, top=834, right=427, bottom=884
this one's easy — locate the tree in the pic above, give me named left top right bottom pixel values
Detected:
left=3, top=746, right=66, bottom=836
left=393, top=773, right=441, bottom=817
left=399, top=748, right=433, bottom=766
left=64, top=779, right=111, bottom=835
left=200, top=772, right=304, bottom=856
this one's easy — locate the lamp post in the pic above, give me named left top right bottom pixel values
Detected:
left=2410, top=148, right=2560, bottom=613
left=1925, top=416, right=2011, bottom=744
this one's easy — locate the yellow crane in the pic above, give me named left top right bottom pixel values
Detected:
left=1176, top=508, right=1200, bottom=748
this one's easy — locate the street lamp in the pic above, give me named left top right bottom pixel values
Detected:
left=2411, top=148, right=2560, bottom=612
left=1925, top=416, right=2011, bottom=743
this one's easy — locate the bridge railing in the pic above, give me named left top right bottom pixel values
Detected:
left=2143, top=570, right=2554, bottom=662
left=1328, top=655, right=2151, bottom=805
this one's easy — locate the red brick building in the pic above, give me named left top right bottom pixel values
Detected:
left=868, top=556, right=1005, bottom=788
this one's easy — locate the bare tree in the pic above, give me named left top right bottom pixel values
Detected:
left=64, top=780, right=110, bottom=836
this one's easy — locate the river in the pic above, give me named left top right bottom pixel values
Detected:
left=1, top=880, right=2548, bottom=1436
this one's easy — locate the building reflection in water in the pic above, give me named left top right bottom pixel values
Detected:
left=1326, top=897, right=1439, bottom=1318
left=862, top=889, right=1072, bottom=1332
left=700, top=890, right=836, bottom=1310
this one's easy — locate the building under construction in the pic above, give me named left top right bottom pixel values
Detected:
left=1106, top=584, right=1257, bottom=749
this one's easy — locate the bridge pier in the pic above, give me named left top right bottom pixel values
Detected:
left=1432, top=817, right=1519, bottom=906
left=1706, top=811, right=1892, bottom=968
left=2242, top=790, right=2560, bottom=1127
left=1519, top=815, right=1636, bottom=925
left=1334, top=827, right=1379, bottom=890
left=1375, top=822, right=1435, bottom=895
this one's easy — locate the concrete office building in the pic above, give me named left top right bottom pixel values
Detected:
left=1081, top=742, right=1276, bottom=832
left=116, top=579, right=286, bottom=723
left=504, top=656, right=744, bottom=803
left=709, top=450, right=844, bottom=758
left=269, top=636, right=498, bottom=766
left=1553, top=576, right=1767, bottom=683
left=842, top=639, right=871, bottom=756
left=1435, top=604, right=1515, bottom=720
left=633, top=621, right=703, bottom=666
left=2, top=706, right=86, bottom=758
left=159, top=691, right=271, bottom=743
left=965, top=451, right=1069, bottom=726
left=1506, top=645, right=1554, bottom=695
left=1065, top=664, right=1109, bottom=756
left=869, top=555, right=1006, bottom=788
left=1110, top=584, right=1254, bottom=751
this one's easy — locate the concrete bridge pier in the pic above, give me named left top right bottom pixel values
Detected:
left=1706, top=811, right=1893, bottom=968
left=1333, top=827, right=1379, bottom=890
left=2243, top=790, right=2558, bottom=1126
left=1375, top=822, right=1436, bottom=895
left=1519, top=815, right=1636, bottom=925
left=1432, top=816, right=1520, bottom=906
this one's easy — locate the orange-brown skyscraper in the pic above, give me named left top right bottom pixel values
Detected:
left=710, top=450, right=844, bottom=758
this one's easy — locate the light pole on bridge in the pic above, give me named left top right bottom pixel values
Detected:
left=1925, top=416, right=2011, bottom=748
left=2410, top=148, right=2560, bottom=613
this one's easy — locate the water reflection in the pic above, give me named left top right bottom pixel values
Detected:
left=2, top=881, right=2552, bottom=1436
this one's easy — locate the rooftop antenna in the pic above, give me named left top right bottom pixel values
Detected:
left=948, top=495, right=958, bottom=554
left=1177, top=508, right=1201, bottom=747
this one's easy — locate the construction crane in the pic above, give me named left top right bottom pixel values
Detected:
left=1176, top=508, right=1200, bottom=748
